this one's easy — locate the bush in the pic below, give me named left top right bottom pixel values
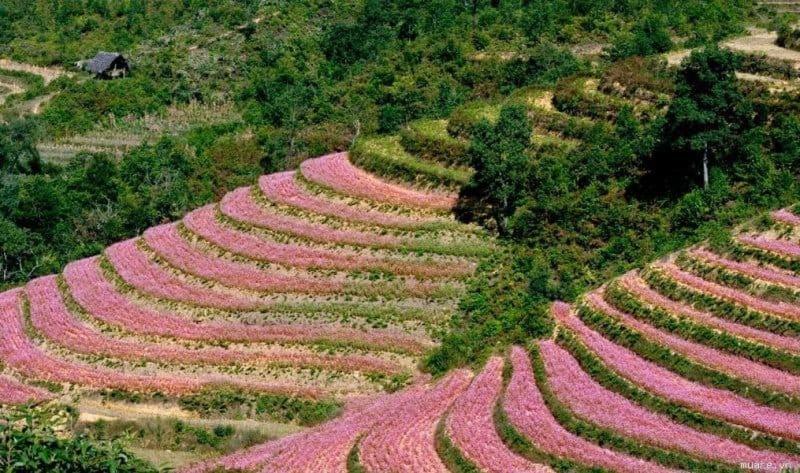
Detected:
left=0, top=407, right=155, bottom=472
left=776, top=24, right=800, bottom=51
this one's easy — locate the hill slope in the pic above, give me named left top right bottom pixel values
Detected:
left=185, top=208, right=800, bottom=472
left=0, top=145, right=492, bottom=467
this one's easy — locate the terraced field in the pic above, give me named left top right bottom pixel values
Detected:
left=182, top=205, right=800, bottom=471
left=36, top=101, right=242, bottom=164
left=0, top=126, right=494, bottom=466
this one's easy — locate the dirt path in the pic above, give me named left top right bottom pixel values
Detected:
left=723, top=28, right=800, bottom=66
left=76, top=398, right=305, bottom=437
left=0, top=78, right=24, bottom=105
left=0, top=59, right=71, bottom=85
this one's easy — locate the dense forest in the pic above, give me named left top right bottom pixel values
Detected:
left=1, top=0, right=800, bottom=469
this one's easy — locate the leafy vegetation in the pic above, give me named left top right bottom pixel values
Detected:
left=0, top=406, right=155, bottom=472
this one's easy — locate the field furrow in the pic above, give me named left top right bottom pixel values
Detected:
left=552, top=302, right=800, bottom=440
left=539, top=340, right=800, bottom=466
left=300, top=152, right=457, bottom=210
left=505, top=345, right=670, bottom=472
left=444, top=357, right=551, bottom=473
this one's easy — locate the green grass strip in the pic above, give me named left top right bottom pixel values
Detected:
left=434, top=417, right=481, bottom=473
left=527, top=344, right=734, bottom=472
left=576, top=302, right=800, bottom=412
left=642, top=267, right=800, bottom=337
left=605, top=281, right=800, bottom=375
left=556, top=329, right=800, bottom=456
left=351, top=135, right=472, bottom=188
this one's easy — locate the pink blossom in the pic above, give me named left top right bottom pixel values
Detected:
left=445, top=357, right=552, bottom=473
left=221, top=186, right=404, bottom=248
left=505, top=346, right=670, bottom=473
left=540, top=340, right=800, bottom=470
left=0, top=374, right=51, bottom=405
left=738, top=234, right=800, bottom=259
left=259, top=171, right=447, bottom=229
left=586, top=289, right=800, bottom=396
left=144, top=223, right=341, bottom=294
left=106, top=238, right=265, bottom=310
left=772, top=209, right=800, bottom=226
left=552, top=301, right=800, bottom=441
left=657, top=261, right=800, bottom=321
left=25, top=275, right=403, bottom=374
left=0, top=289, right=319, bottom=397
left=183, top=205, right=474, bottom=278
left=64, top=257, right=433, bottom=354
left=358, top=370, right=472, bottom=473
left=620, top=272, right=800, bottom=353
left=689, top=247, right=800, bottom=290
left=182, top=380, right=443, bottom=472
left=300, top=152, right=456, bottom=210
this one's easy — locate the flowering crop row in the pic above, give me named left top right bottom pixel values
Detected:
left=772, top=208, right=800, bottom=226
left=505, top=346, right=666, bottom=473
left=586, top=290, right=800, bottom=396
left=144, top=223, right=340, bottom=294
left=300, top=152, right=456, bottom=210
left=0, top=374, right=51, bottom=405
left=183, top=205, right=473, bottom=278
left=539, top=340, right=800, bottom=468
left=552, top=301, right=800, bottom=441
left=64, top=257, right=432, bottom=353
left=0, top=289, right=319, bottom=397
left=358, top=370, right=471, bottom=473
left=690, top=248, right=800, bottom=290
left=183, top=382, right=433, bottom=472
left=259, top=171, right=443, bottom=229
left=221, top=185, right=404, bottom=248
left=25, top=275, right=403, bottom=375
left=445, top=357, right=551, bottom=473
left=738, top=234, right=800, bottom=259
left=620, top=272, right=800, bottom=354
left=106, top=238, right=264, bottom=311
left=656, top=261, right=800, bottom=321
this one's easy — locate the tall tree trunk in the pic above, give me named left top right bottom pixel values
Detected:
left=702, top=142, right=709, bottom=190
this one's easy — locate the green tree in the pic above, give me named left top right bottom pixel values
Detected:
left=460, top=105, right=531, bottom=235
left=657, top=47, right=754, bottom=189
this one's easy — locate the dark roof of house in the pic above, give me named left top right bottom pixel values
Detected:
left=87, top=52, right=125, bottom=74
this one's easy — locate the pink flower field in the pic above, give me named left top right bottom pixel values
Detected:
left=445, top=357, right=550, bottom=473
left=505, top=345, right=672, bottom=473
left=585, top=290, right=800, bottom=396
left=259, top=171, right=446, bottom=228
left=656, top=261, right=800, bottom=320
left=620, top=271, right=800, bottom=353
left=539, top=340, right=800, bottom=467
left=301, top=152, right=457, bottom=210
left=5, top=147, right=800, bottom=473
left=552, top=301, right=800, bottom=440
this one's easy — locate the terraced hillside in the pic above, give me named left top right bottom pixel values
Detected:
left=185, top=207, right=800, bottom=472
left=0, top=139, right=492, bottom=466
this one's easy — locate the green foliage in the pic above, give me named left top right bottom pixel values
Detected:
left=606, top=13, right=674, bottom=60
left=460, top=105, right=531, bottom=234
left=653, top=47, right=755, bottom=190
left=776, top=23, right=800, bottom=51
left=0, top=132, right=219, bottom=288
left=0, top=407, right=155, bottom=472
left=177, top=387, right=342, bottom=427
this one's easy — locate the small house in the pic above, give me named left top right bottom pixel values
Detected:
left=81, top=52, right=130, bottom=79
